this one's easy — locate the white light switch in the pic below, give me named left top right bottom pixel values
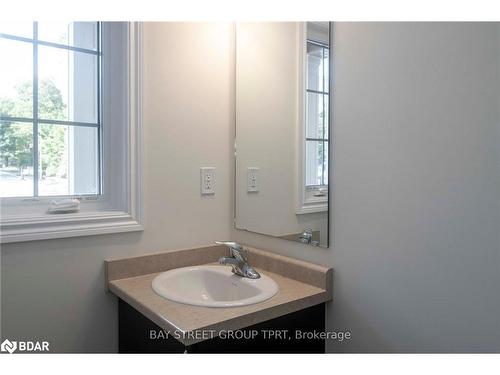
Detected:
left=200, top=167, right=216, bottom=195
left=247, top=167, right=259, bottom=192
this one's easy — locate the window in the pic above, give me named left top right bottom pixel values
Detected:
left=0, top=22, right=143, bottom=243
left=0, top=22, right=101, bottom=198
left=297, top=22, right=330, bottom=214
left=305, top=39, right=329, bottom=188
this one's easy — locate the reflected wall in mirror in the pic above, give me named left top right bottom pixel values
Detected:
left=235, top=22, right=330, bottom=247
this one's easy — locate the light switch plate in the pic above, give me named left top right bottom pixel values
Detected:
left=200, top=167, right=216, bottom=195
left=247, top=167, right=259, bottom=192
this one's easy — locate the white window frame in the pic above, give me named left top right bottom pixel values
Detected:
left=0, top=22, right=143, bottom=243
left=296, top=22, right=329, bottom=215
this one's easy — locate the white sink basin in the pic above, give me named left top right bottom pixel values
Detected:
left=151, top=265, right=279, bottom=307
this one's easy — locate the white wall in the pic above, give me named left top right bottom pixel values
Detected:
left=0, top=23, right=234, bottom=352
left=234, top=22, right=500, bottom=352
left=235, top=22, right=328, bottom=243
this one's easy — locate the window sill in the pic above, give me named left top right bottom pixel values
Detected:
left=296, top=204, right=328, bottom=215
left=0, top=210, right=143, bottom=243
left=296, top=193, right=328, bottom=215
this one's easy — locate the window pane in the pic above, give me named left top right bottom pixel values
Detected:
left=0, top=38, right=33, bottom=118
left=38, top=124, right=99, bottom=196
left=306, top=92, right=326, bottom=139
left=38, top=124, right=69, bottom=196
left=323, top=94, right=329, bottom=139
left=305, top=140, right=321, bottom=186
left=322, top=141, right=329, bottom=185
left=0, top=22, right=33, bottom=38
left=305, top=140, right=328, bottom=186
left=0, top=121, right=34, bottom=197
left=69, top=126, right=99, bottom=195
left=307, top=43, right=323, bottom=92
left=323, top=48, right=329, bottom=94
left=38, top=22, right=98, bottom=51
left=38, top=45, right=98, bottom=123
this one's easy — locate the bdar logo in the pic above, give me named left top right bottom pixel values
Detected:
left=0, top=339, right=49, bottom=353
left=1, top=339, right=17, bottom=354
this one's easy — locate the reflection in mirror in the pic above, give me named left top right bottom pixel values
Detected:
left=235, top=22, right=330, bottom=247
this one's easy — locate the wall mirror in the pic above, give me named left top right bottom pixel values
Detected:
left=234, top=22, right=331, bottom=247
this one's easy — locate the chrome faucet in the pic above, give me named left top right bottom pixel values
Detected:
left=215, top=241, right=261, bottom=279
left=299, top=229, right=320, bottom=246
left=299, top=228, right=313, bottom=244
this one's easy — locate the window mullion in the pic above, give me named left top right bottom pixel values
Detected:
left=322, top=46, right=328, bottom=186
left=32, top=22, right=39, bottom=197
left=97, top=22, right=102, bottom=195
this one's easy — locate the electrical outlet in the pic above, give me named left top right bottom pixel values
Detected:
left=200, top=167, right=216, bottom=195
left=247, top=167, right=259, bottom=192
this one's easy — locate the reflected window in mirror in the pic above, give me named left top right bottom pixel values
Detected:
left=306, top=40, right=329, bottom=187
left=297, top=22, right=330, bottom=215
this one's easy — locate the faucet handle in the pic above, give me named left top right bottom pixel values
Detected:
left=215, top=241, right=246, bottom=261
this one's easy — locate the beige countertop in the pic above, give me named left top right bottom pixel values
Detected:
left=106, top=244, right=333, bottom=346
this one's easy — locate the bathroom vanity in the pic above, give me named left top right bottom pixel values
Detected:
left=105, top=244, right=333, bottom=353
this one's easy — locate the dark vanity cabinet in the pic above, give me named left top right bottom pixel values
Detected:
left=118, top=299, right=326, bottom=354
